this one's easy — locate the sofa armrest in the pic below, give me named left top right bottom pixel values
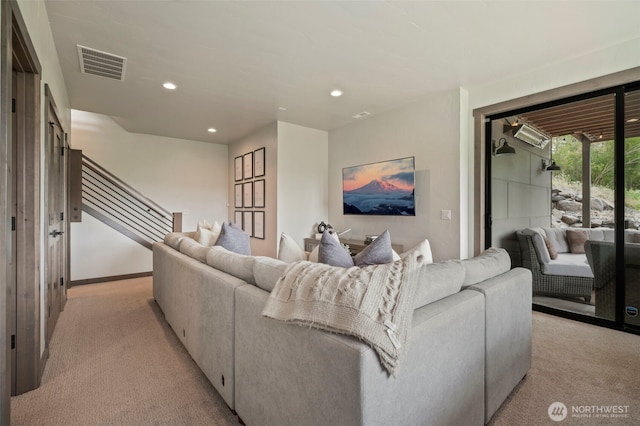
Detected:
left=467, top=268, right=532, bottom=423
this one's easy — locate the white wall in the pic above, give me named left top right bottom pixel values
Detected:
left=276, top=122, right=328, bottom=248
left=17, top=0, right=71, bottom=358
left=70, top=110, right=228, bottom=280
left=328, top=89, right=461, bottom=262
left=228, top=123, right=278, bottom=257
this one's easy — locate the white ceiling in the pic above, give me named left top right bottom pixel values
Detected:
left=45, top=1, right=640, bottom=144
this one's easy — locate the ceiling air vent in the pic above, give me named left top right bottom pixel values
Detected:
left=352, top=111, right=371, bottom=119
left=77, top=45, right=127, bottom=81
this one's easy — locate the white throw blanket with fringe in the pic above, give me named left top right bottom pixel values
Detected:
left=262, top=249, right=426, bottom=376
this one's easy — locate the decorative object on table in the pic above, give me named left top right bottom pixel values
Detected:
left=254, top=147, right=265, bottom=177
left=317, top=221, right=331, bottom=233
left=234, top=156, right=243, bottom=181
left=343, top=156, right=415, bottom=216
left=364, top=235, right=378, bottom=245
left=243, top=152, right=253, bottom=180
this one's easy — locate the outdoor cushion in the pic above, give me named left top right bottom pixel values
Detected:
left=541, top=253, right=593, bottom=278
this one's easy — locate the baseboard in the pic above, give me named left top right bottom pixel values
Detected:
left=70, top=271, right=152, bottom=287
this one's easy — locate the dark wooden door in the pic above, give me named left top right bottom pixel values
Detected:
left=45, top=102, right=64, bottom=342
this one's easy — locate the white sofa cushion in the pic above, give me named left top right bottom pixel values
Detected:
left=461, top=247, right=512, bottom=287
left=542, top=253, right=594, bottom=278
left=253, top=256, right=288, bottom=292
left=164, top=231, right=194, bottom=251
left=413, top=261, right=465, bottom=309
left=205, top=246, right=256, bottom=284
left=179, top=237, right=210, bottom=263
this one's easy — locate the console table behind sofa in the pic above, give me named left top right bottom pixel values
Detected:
left=304, top=237, right=403, bottom=256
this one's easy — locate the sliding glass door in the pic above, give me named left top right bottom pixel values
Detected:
left=486, top=83, right=640, bottom=331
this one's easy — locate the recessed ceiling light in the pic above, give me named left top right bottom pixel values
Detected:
left=163, top=82, right=177, bottom=90
left=330, top=89, right=343, bottom=97
left=207, top=128, right=217, bottom=133
left=627, top=118, right=639, bottom=123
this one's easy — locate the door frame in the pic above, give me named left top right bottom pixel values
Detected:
left=1, top=0, right=43, bottom=415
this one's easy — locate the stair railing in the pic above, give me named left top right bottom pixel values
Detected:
left=81, top=155, right=180, bottom=249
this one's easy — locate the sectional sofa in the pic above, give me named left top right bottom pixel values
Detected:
left=153, top=232, right=532, bottom=425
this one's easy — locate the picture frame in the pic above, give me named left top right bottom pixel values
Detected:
left=254, top=147, right=265, bottom=177
left=234, top=156, right=243, bottom=181
left=253, top=211, right=265, bottom=239
left=243, top=211, right=253, bottom=237
left=243, top=152, right=253, bottom=180
left=254, top=179, right=265, bottom=208
left=234, top=211, right=243, bottom=227
left=343, top=156, right=415, bottom=216
left=243, top=181, right=253, bottom=208
left=234, top=184, right=243, bottom=208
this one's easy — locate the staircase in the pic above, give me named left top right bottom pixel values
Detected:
left=81, top=155, right=180, bottom=249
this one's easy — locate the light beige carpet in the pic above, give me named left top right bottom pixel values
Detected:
left=11, top=277, right=239, bottom=426
left=11, top=277, right=640, bottom=425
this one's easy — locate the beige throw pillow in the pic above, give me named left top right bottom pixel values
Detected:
left=544, top=236, right=558, bottom=260
left=566, top=229, right=589, bottom=254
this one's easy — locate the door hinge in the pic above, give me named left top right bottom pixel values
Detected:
left=11, top=335, right=15, bottom=350
left=12, top=98, right=16, bottom=113
left=60, top=277, right=64, bottom=288
left=11, top=216, right=16, bottom=231
left=60, top=146, right=64, bottom=156
left=60, top=212, right=64, bottom=221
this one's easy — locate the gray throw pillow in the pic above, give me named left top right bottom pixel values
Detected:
left=354, top=230, right=393, bottom=266
left=215, top=222, right=251, bottom=255
left=318, top=231, right=354, bottom=268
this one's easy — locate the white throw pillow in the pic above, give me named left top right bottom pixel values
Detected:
left=277, top=233, right=308, bottom=263
left=196, top=221, right=221, bottom=246
left=401, top=239, right=433, bottom=264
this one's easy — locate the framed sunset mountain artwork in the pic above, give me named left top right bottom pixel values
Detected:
left=342, top=156, right=415, bottom=216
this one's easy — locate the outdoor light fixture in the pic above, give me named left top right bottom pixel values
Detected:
left=512, top=123, right=550, bottom=149
left=493, top=138, right=516, bottom=156
left=542, top=159, right=561, bottom=172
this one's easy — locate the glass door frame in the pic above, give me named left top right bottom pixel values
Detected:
left=484, top=81, right=640, bottom=333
